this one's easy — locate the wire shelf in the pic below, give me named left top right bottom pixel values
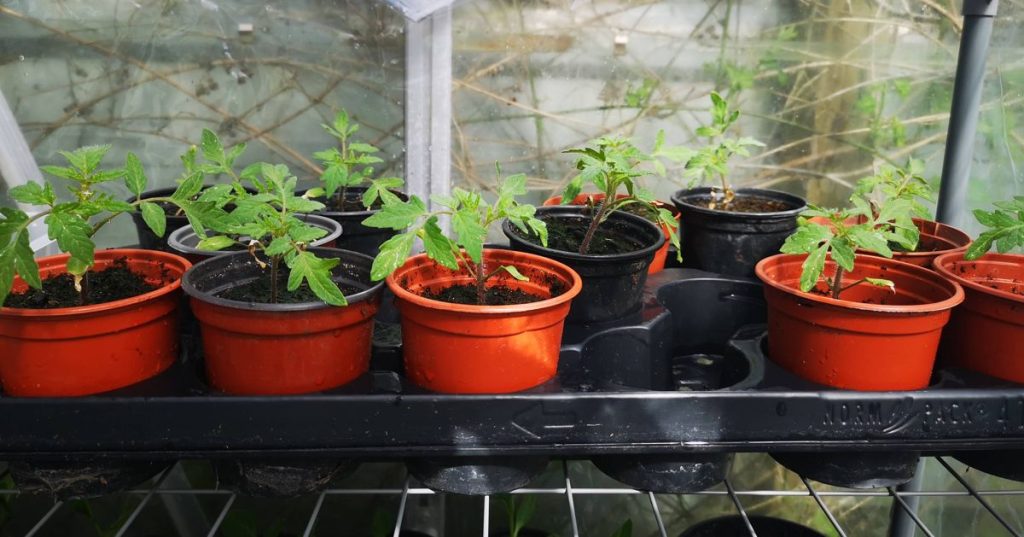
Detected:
left=5, top=455, right=1024, bottom=537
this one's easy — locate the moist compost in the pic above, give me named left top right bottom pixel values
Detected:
left=419, top=284, right=545, bottom=305
left=4, top=259, right=156, bottom=309
left=687, top=194, right=792, bottom=213
left=323, top=194, right=382, bottom=212
left=533, top=216, right=648, bottom=255
left=218, top=271, right=360, bottom=304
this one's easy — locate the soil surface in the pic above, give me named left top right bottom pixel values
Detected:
left=218, top=271, right=360, bottom=304
left=420, top=283, right=546, bottom=305
left=537, top=216, right=648, bottom=255
left=321, top=189, right=393, bottom=212
left=687, top=194, right=791, bottom=213
left=4, top=259, right=156, bottom=309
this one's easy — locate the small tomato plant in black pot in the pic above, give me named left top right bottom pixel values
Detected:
left=363, top=172, right=582, bottom=395
left=180, top=161, right=385, bottom=396
left=503, top=137, right=669, bottom=324
left=0, top=144, right=195, bottom=397
left=671, top=92, right=806, bottom=277
left=308, top=109, right=407, bottom=256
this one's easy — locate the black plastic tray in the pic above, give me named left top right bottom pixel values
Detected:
left=3, top=268, right=1024, bottom=461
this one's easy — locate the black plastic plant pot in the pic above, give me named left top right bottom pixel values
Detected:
left=182, top=247, right=384, bottom=395
left=309, top=186, right=408, bottom=257
left=168, top=213, right=342, bottom=265
left=215, top=459, right=356, bottom=497
left=129, top=186, right=193, bottom=251
left=954, top=450, right=1024, bottom=482
left=502, top=206, right=664, bottom=324
left=771, top=451, right=920, bottom=489
left=10, top=460, right=169, bottom=500
left=670, top=187, right=805, bottom=277
left=678, top=515, right=826, bottom=537
left=590, top=270, right=766, bottom=493
left=407, top=456, right=548, bottom=496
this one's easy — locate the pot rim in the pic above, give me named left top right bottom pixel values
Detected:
left=503, top=206, right=666, bottom=262
left=755, top=253, right=964, bottom=314
left=0, top=248, right=191, bottom=318
left=386, top=249, right=583, bottom=314
left=863, top=218, right=971, bottom=259
left=934, top=251, right=1024, bottom=304
left=671, top=186, right=806, bottom=218
left=182, top=247, right=383, bottom=312
left=302, top=186, right=409, bottom=219
left=168, top=213, right=343, bottom=256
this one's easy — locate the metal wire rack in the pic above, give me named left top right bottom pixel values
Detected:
left=4, top=455, right=1024, bottom=537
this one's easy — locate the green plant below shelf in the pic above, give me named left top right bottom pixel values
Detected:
left=852, top=158, right=933, bottom=251
left=781, top=189, right=920, bottom=299
left=560, top=135, right=681, bottom=256
left=500, top=494, right=537, bottom=537
left=313, top=109, right=405, bottom=210
left=364, top=169, right=547, bottom=305
left=0, top=144, right=209, bottom=305
left=682, top=91, right=764, bottom=210
left=964, top=197, right=1024, bottom=260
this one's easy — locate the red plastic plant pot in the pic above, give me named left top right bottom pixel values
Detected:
left=387, top=249, right=582, bottom=394
left=0, top=249, right=191, bottom=397
left=543, top=194, right=677, bottom=274
left=183, top=248, right=383, bottom=395
left=755, top=254, right=963, bottom=391
left=933, top=252, right=1024, bottom=383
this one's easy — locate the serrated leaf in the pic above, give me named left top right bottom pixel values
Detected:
left=452, top=209, right=486, bottom=264
left=172, top=172, right=205, bottom=202
left=830, top=237, right=856, bottom=271
left=421, top=217, right=458, bottom=270
left=10, top=182, right=56, bottom=206
left=200, top=129, right=225, bottom=164
left=139, top=202, right=166, bottom=237
left=865, top=277, right=896, bottom=292
left=263, top=236, right=294, bottom=257
left=12, top=230, right=40, bottom=290
left=348, top=142, right=379, bottom=154
left=123, top=152, right=147, bottom=197
left=362, top=195, right=426, bottom=230
left=850, top=226, right=893, bottom=257
left=780, top=223, right=832, bottom=254
left=799, top=243, right=828, bottom=293
left=288, top=220, right=328, bottom=243
left=287, top=251, right=347, bottom=306
left=371, top=232, right=415, bottom=281
left=39, top=165, right=78, bottom=181
left=46, top=211, right=94, bottom=271
left=197, top=235, right=236, bottom=251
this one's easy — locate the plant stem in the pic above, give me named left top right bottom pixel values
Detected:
left=579, top=195, right=611, bottom=254
left=831, top=266, right=845, bottom=299
left=79, top=271, right=90, bottom=306
left=475, top=259, right=487, bottom=305
left=270, top=257, right=280, bottom=304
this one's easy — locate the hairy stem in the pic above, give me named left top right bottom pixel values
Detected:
left=831, top=266, right=845, bottom=299
left=579, top=195, right=612, bottom=254
left=270, top=256, right=280, bottom=304
left=475, top=259, right=487, bottom=306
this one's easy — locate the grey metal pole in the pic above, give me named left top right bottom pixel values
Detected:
left=935, top=0, right=999, bottom=227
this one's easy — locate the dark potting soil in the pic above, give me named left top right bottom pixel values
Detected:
left=322, top=191, right=385, bottom=212
left=535, top=216, right=648, bottom=255
left=218, top=271, right=360, bottom=304
left=4, top=259, right=156, bottom=309
left=688, top=194, right=791, bottom=213
left=420, top=284, right=546, bottom=305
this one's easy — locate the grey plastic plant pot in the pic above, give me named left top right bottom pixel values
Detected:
left=167, top=213, right=342, bottom=265
left=502, top=206, right=664, bottom=324
left=671, top=187, right=806, bottom=277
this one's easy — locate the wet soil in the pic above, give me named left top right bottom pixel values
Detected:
left=420, top=284, right=546, bottom=305
left=218, top=271, right=360, bottom=304
left=535, top=216, right=647, bottom=255
left=4, top=259, right=157, bottom=309
left=687, top=194, right=792, bottom=213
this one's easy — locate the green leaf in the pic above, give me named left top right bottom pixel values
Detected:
left=197, top=235, right=236, bottom=251
left=421, top=217, right=458, bottom=270
left=362, top=195, right=426, bottom=230
left=799, top=243, right=828, bottom=293
left=362, top=177, right=404, bottom=208
left=200, top=129, right=225, bottom=165
left=139, top=202, right=166, bottom=238
left=46, top=211, right=95, bottom=271
left=172, top=172, right=205, bottom=202
left=780, top=223, right=833, bottom=254
left=10, top=182, right=56, bottom=206
left=39, top=165, right=78, bottom=181
left=287, top=251, right=347, bottom=306
left=610, top=519, right=633, bottom=537
left=123, top=152, right=147, bottom=197
left=452, top=209, right=486, bottom=264
left=348, top=142, right=379, bottom=154
left=371, top=232, right=415, bottom=281
left=865, top=277, right=896, bottom=292
left=501, top=265, right=529, bottom=281
left=830, top=237, right=856, bottom=272
left=849, top=226, right=893, bottom=257
left=264, top=237, right=294, bottom=257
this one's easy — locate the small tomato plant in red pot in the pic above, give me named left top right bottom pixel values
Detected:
left=504, top=138, right=669, bottom=323
left=756, top=194, right=963, bottom=391
left=853, top=159, right=970, bottom=266
left=0, top=145, right=195, bottom=396
left=181, top=163, right=384, bottom=395
left=934, top=198, right=1024, bottom=383
left=364, top=172, right=582, bottom=394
